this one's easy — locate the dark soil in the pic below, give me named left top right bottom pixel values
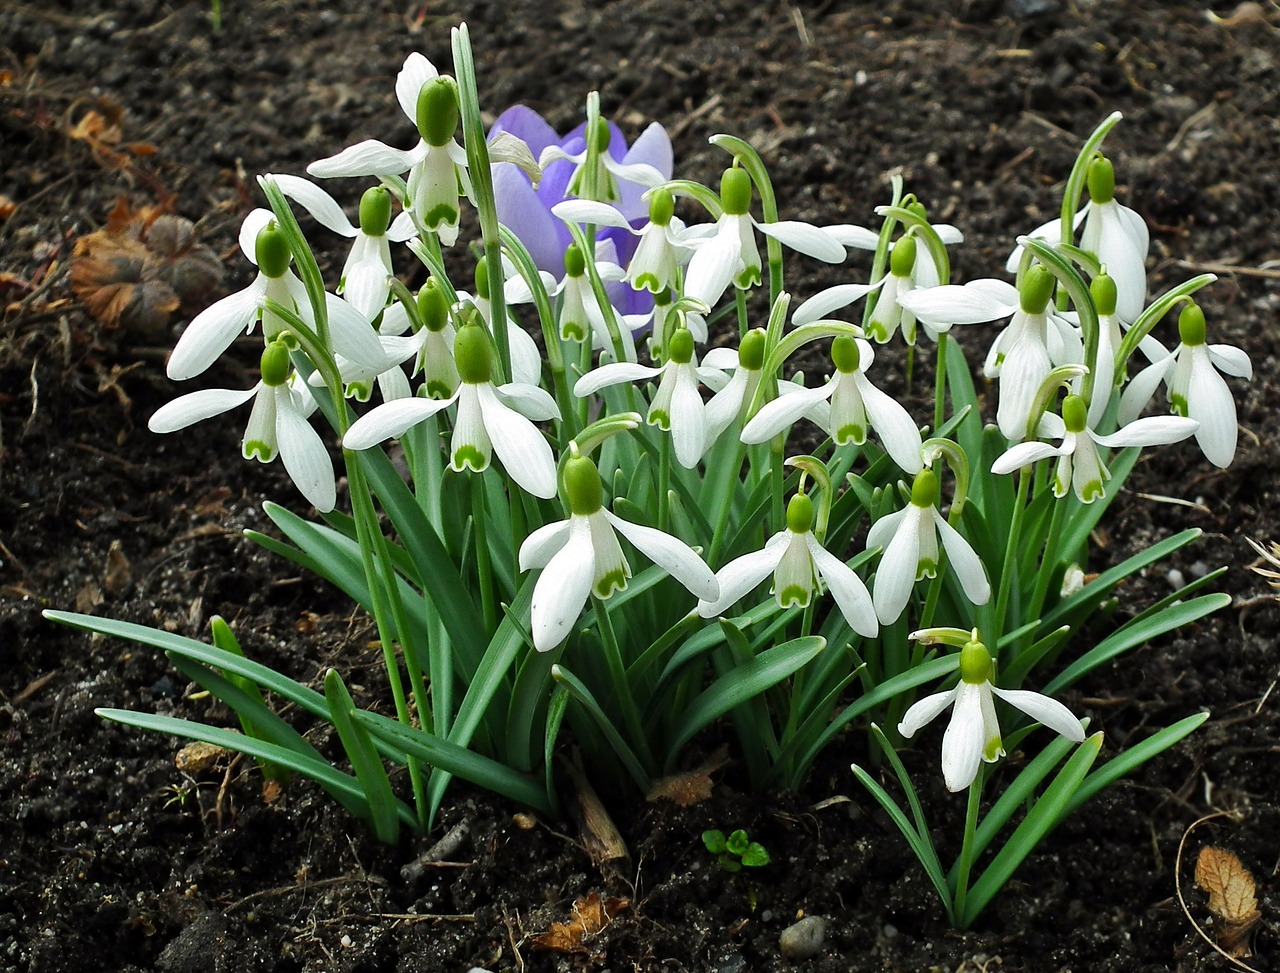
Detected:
left=3, top=1, right=1279, bottom=970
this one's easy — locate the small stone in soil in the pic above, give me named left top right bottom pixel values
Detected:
left=779, top=915, right=827, bottom=959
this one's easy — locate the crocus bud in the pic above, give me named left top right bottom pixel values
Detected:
left=453, top=322, right=492, bottom=384
left=255, top=222, right=291, bottom=279
left=1087, top=155, right=1116, bottom=205
left=720, top=167, right=752, bottom=216
left=416, top=77, right=460, bottom=147
left=358, top=187, right=393, bottom=237
left=1019, top=265, right=1055, bottom=315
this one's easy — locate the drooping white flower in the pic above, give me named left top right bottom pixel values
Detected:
left=697, top=492, right=878, bottom=638
left=552, top=192, right=695, bottom=297
left=307, top=55, right=470, bottom=245
left=866, top=469, right=989, bottom=626
left=992, top=394, right=1198, bottom=503
left=166, top=210, right=387, bottom=381
left=573, top=327, right=728, bottom=468
left=537, top=115, right=668, bottom=208
left=343, top=320, right=560, bottom=498
left=269, top=175, right=417, bottom=321
left=740, top=335, right=923, bottom=475
left=519, top=452, right=718, bottom=651
left=150, top=339, right=335, bottom=512
left=684, top=167, right=846, bottom=310
left=1118, top=302, right=1251, bottom=468
left=898, top=635, right=1086, bottom=792
left=899, top=265, right=1082, bottom=441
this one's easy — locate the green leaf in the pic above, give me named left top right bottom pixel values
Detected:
left=726, top=829, right=750, bottom=856
left=324, top=669, right=400, bottom=845
left=741, top=843, right=770, bottom=867
left=1066, top=712, right=1208, bottom=816
left=702, top=829, right=727, bottom=854
left=551, top=665, right=651, bottom=791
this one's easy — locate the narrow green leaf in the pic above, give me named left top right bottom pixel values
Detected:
left=551, top=665, right=651, bottom=792
left=324, top=669, right=400, bottom=845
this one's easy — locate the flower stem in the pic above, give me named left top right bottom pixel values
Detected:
left=952, top=765, right=984, bottom=925
left=993, top=467, right=1031, bottom=640
left=593, top=595, right=656, bottom=771
left=934, top=332, right=949, bottom=434
left=470, top=474, right=497, bottom=633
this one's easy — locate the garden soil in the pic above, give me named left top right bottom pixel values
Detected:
left=2, top=1, right=1279, bottom=970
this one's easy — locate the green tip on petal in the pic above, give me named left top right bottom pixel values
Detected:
left=910, top=468, right=939, bottom=508
left=417, top=278, right=450, bottom=333
left=648, top=188, right=674, bottom=226
left=564, top=242, right=586, bottom=278
left=1019, top=265, right=1055, bottom=315
left=958, top=638, right=993, bottom=685
left=668, top=327, right=695, bottom=364
left=831, top=335, right=860, bottom=374
left=739, top=329, right=767, bottom=371
left=786, top=492, right=815, bottom=533
left=417, top=77, right=460, bottom=147
left=255, top=222, right=291, bottom=279
left=1063, top=393, right=1088, bottom=433
left=983, top=734, right=1004, bottom=762
left=259, top=340, right=292, bottom=387
left=720, top=167, right=752, bottom=216
left=564, top=454, right=604, bottom=515
left=1087, top=155, right=1115, bottom=204
left=453, top=322, right=493, bottom=384
left=1178, top=302, right=1206, bottom=346
left=890, top=236, right=917, bottom=277
left=358, top=186, right=393, bottom=236
left=1091, top=272, right=1117, bottom=316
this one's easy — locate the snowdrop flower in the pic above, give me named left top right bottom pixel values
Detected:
left=684, top=167, right=846, bottom=310
left=1079, top=155, right=1149, bottom=323
left=539, top=113, right=668, bottom=210
left=166, top=211, right=386, bottom=381
left=741, top=335, right=924, bottom=475
left=308, top=55, right=469, bottom=245
left=519, top=451, right=718, bottom=652
left=344, top=319, right=560, bottom=498
left=901, top=265, right=1081, bottom=441
left=697, top=492, right=878, bottom=638
left=702, top=329, right=767, bottom=443
left=549, top=240, right=639, bottom=362
left=1118, top=302, right=1252, bottom=468
left=151, top=339, right=335, bottom=512
left=270, top=175, right=416, bottom=321
left=898, top=634, right=1085, bottom=792
left=573, top=327, right=727, bottom=468
left=462, top=258, right=551, bottom=386
left=377, top=277, right=460, bottom=400
left=489, top=105, right=673, bottom=282
left=866, top=469, right=990, bottom=625
left=992, top=394, right=1198, bottom=503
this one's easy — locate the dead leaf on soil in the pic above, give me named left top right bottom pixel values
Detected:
left=175, top=741, right=229, bottom=775
left=1195, top=846, right=1261, bottom=956
left=532, top=892, right=628, bottom=954
left=646, top=745, right=730, bottom=807
left=103, top=539, right=132, bottom=598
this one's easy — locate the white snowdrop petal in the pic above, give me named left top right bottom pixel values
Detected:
left=270, top=174, right=357, bottom=237
left=476, top=384, right=557, bottom=498
left=684, top=224, right=743, bottom=309
left=518, top=519, right=573, bottom=571
left=496, top=382, right=561, bottom=422
left=275, top=387, right=336, bottom=512
left=1092, top=415, right=1198, bottom=449
left=856, top=374, right=923, bottom=474
left=1187, top=349, right=1239, bottom=468
left=697, top=534, right=789, bottom=617
left=755, top=220, right=846, bottom=263
left=238, top=209, right=277, bottom=262
left=991, top=440, right=1064, bottom=476
left=148, top=385, right=260, bottom=433
left=573, top=362, right=660, bottom=398
left=934, top=511, right=990, bottom=606
left=551, top=199, right=634, bottom=229
left=873, top=507, right=923, bottom=625
left=898, top=280, right=1016, bottom=327
left=326, top=292, right=391, bottom=370
left=941, top=682, right=987, bottom=792
left=395, top=52, right=439, bottom=122
left=806, top=535, right=878, bottom=638
left=991, top=687, right=1085, bottom=742
left=1208, top=344, right=1252, bottom=379
left=793, top=283, right=879, bottom=326
left=898, top=689, right=958, bottom=739
left=865, top=505, right=908, bottom=554
left=825, top=223, right=880, bottom=250
left=167, top=281, right=265, bottom=380
left=740, top=384, right=831, bottom=444
left=606, top=510, right=719, bottom=602
left=667, top=369, right=708, bottom=468
left=1117, top=355, right=1174, bottom=426
left=388, top=210, right=418, bottom=242
left=308, top=140, right=421, bottom=179
left=530, top=522, right=596, bottom=652
left=343, top=395, right=453, bottom=450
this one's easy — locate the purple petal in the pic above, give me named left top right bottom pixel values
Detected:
left=488, top=105, right=559, bottom=159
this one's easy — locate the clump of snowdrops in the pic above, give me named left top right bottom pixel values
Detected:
left=47, top=25, right=1245, bottom=927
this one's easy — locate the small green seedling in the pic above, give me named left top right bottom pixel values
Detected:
left=702, top=829, right=770, bottom=873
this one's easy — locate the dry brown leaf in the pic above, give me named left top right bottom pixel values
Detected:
left=532, top=892, right=628, bottom=953
left=647, top=746, right=730, bottom=807
left=1195, top=846, right=1261, bottom=956
left=175, top=741, right=228, bottom=775
left=68, top=108, right=124, bottom=146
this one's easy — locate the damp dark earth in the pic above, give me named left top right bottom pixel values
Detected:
left=3, top=1, right=1280, bottom=971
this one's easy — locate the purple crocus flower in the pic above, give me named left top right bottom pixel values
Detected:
left=488, top=106, right=673, bottom=314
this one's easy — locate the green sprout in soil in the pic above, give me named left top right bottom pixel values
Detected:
left=703, top=828, right=771, bottom=873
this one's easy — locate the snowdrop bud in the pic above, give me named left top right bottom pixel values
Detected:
left=720, top=167, right=752, bottom=216
left=358, top=186, right=393, bottom=237
left=1178, top=302, right=1206, bottom=346
left=831, top=335, right=860, bottom=374
left=1087, top=155, right=1116, bottom=204
left=648, top=187, right=675, bottom=227
left=890, top=236, right=917, bottom=277
left=1062, top=394, right=1088, bottom=434
left=453, top=322, right=492, bottom=384
left=259, top=339, right=292, bottom=387
left=958, top=636, right=993, bottom=684
left=564, top=453, right=604, bottom=516
left=564, top=242, right=586, bottom=278
left=417, top=279, right=449, bottom=332
left=416, top=77, right=460, bottom=147
left=739, top=329, right=767, bottom=370
left=473, top=257, right=489, bottom=298
left=1091, top=272, right=1117, bottom=316
left=667, top=327, right=695, bottom=365
left=255, top=222, right=291, bottom=279
left=786, top=492, right=815, bottom=533
left=910, top=468, right=939, bottom=508
left=1019, top=265, right=1054, bottom=314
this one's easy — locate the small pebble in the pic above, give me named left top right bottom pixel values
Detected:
left=779, top=915, right=826, bottom=960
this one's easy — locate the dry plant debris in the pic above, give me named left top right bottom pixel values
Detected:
left=532, top=892, right=628, bottom=955
left=646, top=746, right=730, bottom=806
left=1194, top=846, right=1262, bottom=957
